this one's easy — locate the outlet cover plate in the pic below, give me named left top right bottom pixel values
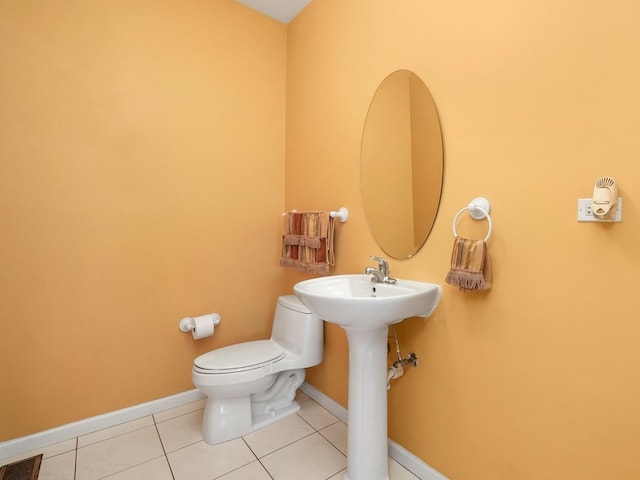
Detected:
left=577, top=198, right=622, bottom=222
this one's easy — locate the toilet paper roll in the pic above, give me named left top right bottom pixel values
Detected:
left=191, top=314, right=215, bottom=339
left=179, top=313, right=221, bottom=339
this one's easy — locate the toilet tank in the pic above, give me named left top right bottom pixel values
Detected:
left=271, top=295, right=323, bottom=368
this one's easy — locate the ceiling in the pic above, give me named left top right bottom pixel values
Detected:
left=235, top=0, right=312, bottom=24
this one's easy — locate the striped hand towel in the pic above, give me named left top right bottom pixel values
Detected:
left=280, top=211, right=335, bottom=274
left=445, top=236, right=492, bottom=292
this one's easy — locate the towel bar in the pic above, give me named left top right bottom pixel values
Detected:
left=452, top=197, right=492, bottom=242
left=283, top=207, right=349, bottom=223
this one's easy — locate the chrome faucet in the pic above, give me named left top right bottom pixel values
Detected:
left=364, top=256, right=397, bottom=284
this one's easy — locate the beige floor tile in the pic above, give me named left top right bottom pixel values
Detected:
left=295, top=389, right=309, bottom=403
left=153, top=399, right=206, bottom=423
left=216, top=460, right=273, bottom=479
left=155, top=410, right=203, bottom=453
left=38, top=451, right=76, bottom=480
left=388, top=458, right=420, bottom=479
left=0, top=438, right=77, bottom=466
left=101, top=456, right=173, bottom=480
left=167, top=438, right=256, bottom=480
left=327, top=470, right=346, bottom=480
left=42, top=439, right=78, bottom=459
left=260, top=432, right=346, bottom=480
left=243, top=413, right=314, bottom=458
left=326, top=459, right=420, bottom=480
left=76, top=426, right=164, bottom=480
left=318, top=421, right=347, bottom=455
left=78, top=417, right=154, bottom=448
left=297, top=400, right=339, bottom=430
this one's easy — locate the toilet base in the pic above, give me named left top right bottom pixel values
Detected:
left=201, top=369, right=305, bottom=445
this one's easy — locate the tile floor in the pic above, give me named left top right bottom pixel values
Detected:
left=2, top=391, right=419, bottom=480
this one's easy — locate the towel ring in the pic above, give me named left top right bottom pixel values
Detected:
left=452, top=197, right=493, bottom=242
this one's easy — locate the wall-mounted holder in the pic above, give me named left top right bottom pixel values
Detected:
left=577, top=177, right=622, bottom=222
left=179, top=313, right=221, bottom=340
left=329, top=207, right=349, bottom=222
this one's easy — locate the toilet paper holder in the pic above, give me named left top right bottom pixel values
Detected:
left=179, top=313, right=221, bottom=334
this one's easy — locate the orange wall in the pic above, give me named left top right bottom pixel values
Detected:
left=0, top=0, right=286, bottom=440
left=286, top=1, right=640, bottom=479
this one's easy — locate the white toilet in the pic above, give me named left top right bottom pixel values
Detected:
left=191, top=295, right=323, bottom=445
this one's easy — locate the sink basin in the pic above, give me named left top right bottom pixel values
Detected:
left=293, top=274, right=441, bottom=328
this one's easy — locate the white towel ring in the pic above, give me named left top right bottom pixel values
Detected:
left=452, top=197, right=493, bottom=242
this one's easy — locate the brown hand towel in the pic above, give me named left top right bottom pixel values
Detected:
left=445, top=236, right=492, bottom=292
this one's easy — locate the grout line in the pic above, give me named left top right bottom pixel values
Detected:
left=243, top=415, right=319, bottom=460
left=316, top=425, right=347, bottom=457
left=239, top=438, right=275, bottom=480
left=259, top=430, right=318, bottom=460
left=76, top=417, right=156, bottom=449
left=76, top=425, right=170, bottom=480
left=256, top=458, right=276, bottom=480
left=152, top=421, right=176, bottom=480
left=73, top=437, right=78, bottom=480
left=163, top=455, right=176, bottom=480
left=240, top=437, right=259, bottom=458
left=153, top=421, right=169, bottom=456
left=295, top=410, right=318, bottom=431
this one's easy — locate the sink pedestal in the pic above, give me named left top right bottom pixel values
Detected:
left=293, top=274, right=442, bottom=480
left=343, top=324, right=390, bottom=480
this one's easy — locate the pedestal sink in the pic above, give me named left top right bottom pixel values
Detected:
left=294, top=274, right=441, bottom=480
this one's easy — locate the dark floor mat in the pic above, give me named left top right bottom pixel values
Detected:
left=0, top=454, right=42, bottom=480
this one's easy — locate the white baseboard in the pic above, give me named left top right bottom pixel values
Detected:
left=299, top=382, right=448, bottom=480
left=0, top=389, right=205, bottom=462
left=300, top=382, right=349, bottom=424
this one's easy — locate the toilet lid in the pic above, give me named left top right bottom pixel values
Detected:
left=194, top=340, right=285, bottom=372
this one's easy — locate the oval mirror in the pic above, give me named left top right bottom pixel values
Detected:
left=361, top=70, right=444, bottom=259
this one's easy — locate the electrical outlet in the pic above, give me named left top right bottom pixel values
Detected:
left=577, top=198, right=623, bottom=222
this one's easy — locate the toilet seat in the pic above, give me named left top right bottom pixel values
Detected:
left=194, top=340, right=285, bottom=374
